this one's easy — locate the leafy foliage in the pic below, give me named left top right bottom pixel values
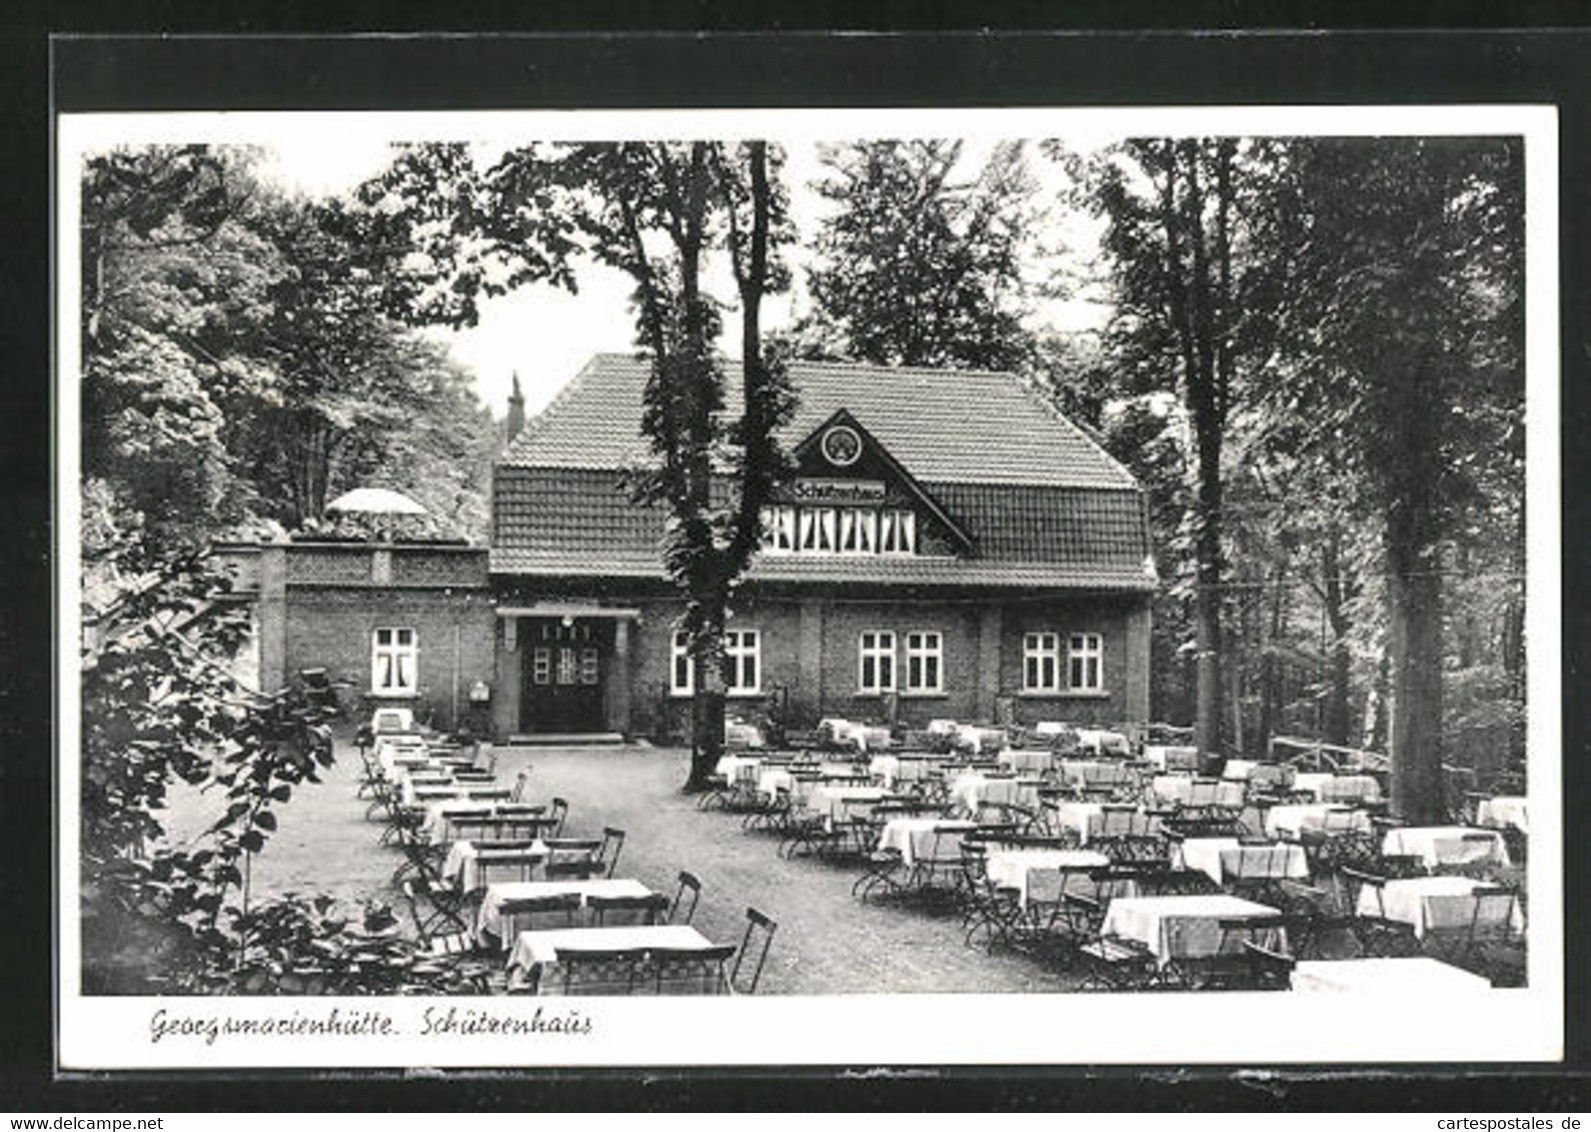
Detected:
left=796, top=140, right=1038, bottom=372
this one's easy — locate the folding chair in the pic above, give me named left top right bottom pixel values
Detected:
left=473, top=846, right=544, bottom=888
left=589, top=892, right=671, bottom=926
left=549, top=797, right=569, bottom=837
left=1341, top=867, right=1422, bottom=957
left=1074, top=930, right=1158, bottom=991
left=597, top=827, right=626, bottom=878
left=670, top=871, right=703, bottom=925
left=511, top=767, right=532, bottom=803
left=543, top=838, right=603, bottom=880
left=495, top=892, right=582, bottom=942
left=555, top=947, right=646, bottom=995
left=399, top=880, right=494, bottom=993
left=730, top=908, right=778, bottom=994
left=645, top=945, right=738, bottom=995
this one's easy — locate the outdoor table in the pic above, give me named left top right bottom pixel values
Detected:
left=478, top=877, right=655, bottom=945
left=377, top=744, right=435, bottom=778
left=422, top=800, right=505, bottom=843
left=1058, top=760, right=1136, bottom=789
left=949, top=772, right=1040, bottom=815
left=1076, top=728, right=1131, bottom=758
left=953, top=725, right=1007, bottom=755
left=714, top=754, right=763, bottom=782
left=1476, top=796, right=1529, bottom=834
left=407, top=783, right=510, bottom=805
left=1380, top=826, right=1511, bottom=871
left=927, top=718, right=962, bottom=735
left=1293, top=773, right=1382, bottom=804
left=724, top=721, right=766, bottom=749
left=874, top=818, right=978, bottom=867
left=1356, top=875, right=1525, bottom=939
left=1290, top=957, right=1494, bottom=994
left=1101, top=894, right=1284, bottom=968
left=984, top=847, right=1112, bottom=910
left=805, top=783, right=889, bottom=823
left=442, top=839, right=549, bottom=892
left=1173, top=838, right=1310, bottom=886
left=997, top=748, right=1055, bottom=775
left=1053, top=802, right=1159, bottom=844
left=1144, top=744, right=1200, bottom=772
left=1223, top=759, right=1259, bottom=780
left=506, top=924, right=717, bottom=992
left=1151, top=775, right=1245, bottom=808
left=756, top=766, right=798, bottom=799
left=1263, top=804, right=1371, bottom=840
left=371, top=707, right=416, bottom=733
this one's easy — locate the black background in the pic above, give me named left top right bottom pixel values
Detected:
left=6, top=8, right=1590, bottom=1113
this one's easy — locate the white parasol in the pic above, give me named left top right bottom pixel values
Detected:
left=325, top=487, right=428, bottom=516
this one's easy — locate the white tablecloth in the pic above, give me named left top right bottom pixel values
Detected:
left=1264, top=804, right=1372, bottom=840
left=1076, top=729, right=1131, bottom=757
left=875, top=818, right=977, bottom=867
left=984, top=848, right=1111, bottom=909
left=1059, top=760, right=1135, bottom=788
left=1144, top=745, right=1200, bottom=772
left=757, top=767, right=797, bottom=799
left=421, top=801, right=503, bottom=843
left=1291, top=957, right=1494, bottom=994
left=1101, top=894, right=1282, bottom=966
left=724, top=721, right=766, bottom=749
left=1053, top=803, right=1159, bottom=844
left=953, top=725, right=1008, bottom=755
left=1381, top=826, right=1511, bottom=870
left=805, top=784, right=888, bottom=821
left=1152, top=775, right=1245, bottom=808
left=950, top=773, right=1039, bottom=815
left=714, top=755, right=763, bottom=782
left=1294, top=773, right=1382, bottom=804
left=478, top=878, right=654, bottom=944
left=507, top=925, right=715, bottom=991
left=1174, top=838, right=1310, bottom=885
left=997, top=748, right=1055, bottom=774
left=441, top=838, right=549, bottom=891
left=1476, top=796, right=1528, bottom=834
left=1356, top=875, right=1525, bottom=939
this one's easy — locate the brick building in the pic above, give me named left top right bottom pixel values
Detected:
left=228, top=353, right=1157, bottom=741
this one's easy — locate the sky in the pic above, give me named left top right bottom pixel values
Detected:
left=257, top=135, right=1110, bottom=420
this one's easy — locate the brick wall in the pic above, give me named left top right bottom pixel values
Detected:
left=283, top=587, right=496, bottom=731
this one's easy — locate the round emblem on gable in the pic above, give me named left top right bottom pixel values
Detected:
left=821, top=424, right=862, bottom=467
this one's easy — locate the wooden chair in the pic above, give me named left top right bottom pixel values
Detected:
left=597, top=827, right=627, bottom=878
left=555, top=947, right=646, bottom=995
left=645, top=945, right=737, bottom=995
left=495, top=892, right=581, bottom=940
left=550, top=796, right=569, bottom=837
left=730, top=907, right=778, bottom=994
left=670, top=871, right=702, bottom=925
left=589, top=892, right=671, bottom=926
left=399, top=880, right=494, bottom=993
left=1341, top=867, right=1422, bottom=957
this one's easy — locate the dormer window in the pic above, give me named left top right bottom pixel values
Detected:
left=760, top=505, right=918, bottom=556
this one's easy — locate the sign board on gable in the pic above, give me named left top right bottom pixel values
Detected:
left=791, top=478, right=887, bottom=503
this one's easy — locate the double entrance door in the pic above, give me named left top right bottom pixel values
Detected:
left=520, top=618, right=611, bottom=732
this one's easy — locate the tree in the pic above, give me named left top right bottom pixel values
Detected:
left=1088, top=138, right=1286, bottom=761
left=797, top=139, right=1037, bottom=371
left=358, top=140, right=796, bottom=788
left=1264, top=137, right=1524, bottom=821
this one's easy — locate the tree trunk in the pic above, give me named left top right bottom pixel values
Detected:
left=1192, top=421, right=1224, bottom=762
left=1387, top=552, right=1445, bottom=822
left=1320, top=532, right=1353, bottom=747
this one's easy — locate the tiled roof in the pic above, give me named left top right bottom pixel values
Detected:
left=491, top=466, right=1153, bottom=590
left=501, top=353, right=1137, bottom=490
left=488, top=546, right=1156, bottom=592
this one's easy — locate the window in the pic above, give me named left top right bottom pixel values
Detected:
left=531, top=647, right=552, bottom=685
left=838, top=508, right=878, bottom=554
left=1023, top=632, right=1060, bottom=693
left=670, top=631, right=694, bottom=696
left=724, top=629, right=761, bottom=694
left=759, top=505, right=797, bottom=553
left=858, top=630, right=896, bottom=693
left=372, top=627, right=418, bottom=695
left=878, top=509, right=917, bottom=554
left=904, top=631, right=943, bottom=694
left=1068, top=633, right=1104, bottom=691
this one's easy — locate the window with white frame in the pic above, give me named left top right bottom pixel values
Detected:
left=670, top=631, right=695, bottom=695
left=1068, top=633, right=1104, bottom=691
left=371, top=627, right=418, bottom=695
left=858, top=630, right=896, bottom=693
left=904, top=631, right=943, bottom=694
left=759, top=505, right=798, bottom=553
left=724, top=629, right=761, bottom=694
left=1022, top=632, right=1061, bottom=693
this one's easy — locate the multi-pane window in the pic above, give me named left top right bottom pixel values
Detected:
left=1023, top=632, right=1061, bottom=693
left=724, top=629, right=761, bottom=694
left=531, top=647, right=552, bottom=685
left=371, top=627, right=418, bottom=695
left=904, top=631, right=943, bottom=694
left=1068, top=633, right=1104, bottom=691
left=760, top=505, right=917, bottom=556
left=858, top=630, right=896, bottom=693
left=670, top=631, right=695, bottom=695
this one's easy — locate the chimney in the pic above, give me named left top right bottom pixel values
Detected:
left=505, top=371, right=526, bottom=445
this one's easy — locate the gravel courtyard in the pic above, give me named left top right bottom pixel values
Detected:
left=158, top=732, right=1078, bottom=995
